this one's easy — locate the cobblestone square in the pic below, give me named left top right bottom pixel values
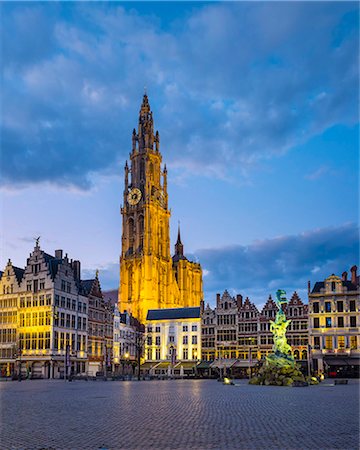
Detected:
left=0, top=379, right=358, bottom=450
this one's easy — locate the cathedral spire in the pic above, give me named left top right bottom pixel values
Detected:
left=175, top=222, right=184, bottom=257
left=138, top=93, right=155, bottom=151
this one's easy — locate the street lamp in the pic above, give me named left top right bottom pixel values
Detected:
left=18, top=347, right=22, bottom=382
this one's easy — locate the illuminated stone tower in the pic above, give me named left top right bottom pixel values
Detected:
left=119, top=94, right=203, bottom=323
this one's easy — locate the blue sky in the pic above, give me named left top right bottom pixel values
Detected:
left=1, top=2, right=359, bottom=307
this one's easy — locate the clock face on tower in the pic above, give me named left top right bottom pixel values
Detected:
left=127, top=188, right=142, bottom=205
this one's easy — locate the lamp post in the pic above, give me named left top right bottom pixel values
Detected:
left=124, top=352, right=129, bottom=376
left=18, top=347, right=22, bottom=382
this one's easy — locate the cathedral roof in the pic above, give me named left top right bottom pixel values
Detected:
left=147, top=307, right=201, bottom=321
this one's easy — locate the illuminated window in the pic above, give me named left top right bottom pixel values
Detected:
left=338, top=336, right=345, bottom=349
left=325, top=336, right=333, bottom=349
left=325, top=317, right=331, bottom=328
left=39, top=312, right=44, bottom=326
left=350, top=336, right=357, bottom=349
left=325, top=302, right=331, bottom=313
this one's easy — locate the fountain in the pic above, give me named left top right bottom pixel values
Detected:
left=249, top=290, right=308, bottom=386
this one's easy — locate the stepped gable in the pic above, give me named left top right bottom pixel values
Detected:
left=260, top=294, right=277, bottom=319
left=239, top=296, right=259, bottom=314
left=288, top=291, right=304, bottom=306
left=80, top=276, right=102, bottom=298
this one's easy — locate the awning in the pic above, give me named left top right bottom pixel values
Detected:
left=231, top=360, right=257, bottom=368
left=140, top=362, right=156, bottom=369
left=324, top=358, right=348, bottom=367
left=196, top=361, right=213, bottom=369
left=174, top=362, right=196, bottom=370
left=210, top=359, right=237, bottom=369
left=154, top=362, right=171, bottom=369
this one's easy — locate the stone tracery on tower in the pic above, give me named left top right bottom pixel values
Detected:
left=119, top=94, right=203, bottom=323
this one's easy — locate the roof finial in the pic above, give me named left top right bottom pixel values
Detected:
left=35, top=236, right=40, bottom=248
left=95, top=269, right=99, bottom=279
left=144, top=85, right=147, bottom=96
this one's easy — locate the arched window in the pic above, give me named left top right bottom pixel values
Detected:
left=302, top=350, right=307, bottom=360
left=294, top=350, right=300, bottom=360
left=140, top=159, right=145, bottom=181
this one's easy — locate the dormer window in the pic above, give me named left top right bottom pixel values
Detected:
left=331, top=281, right=336, bottom=291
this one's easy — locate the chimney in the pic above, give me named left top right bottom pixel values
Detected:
left=55, top=249, right=63, bottom=260
left=350, top=265, right=357, bottom=285
left=342, top=271, right=348, bottom=282
left=307, top=280, right=311, bottom=294
left=72, top=260, right=81, bottom=282
left=216, top=293, right=221, bottom=307
left=236, top=294, right=243, bottom=308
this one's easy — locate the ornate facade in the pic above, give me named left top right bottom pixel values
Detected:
left=119, top=95, right=203, bottom=323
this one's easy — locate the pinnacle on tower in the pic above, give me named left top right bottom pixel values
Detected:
left=175, top=222, right=184, bottom=257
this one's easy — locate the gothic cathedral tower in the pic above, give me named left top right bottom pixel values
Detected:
left=119, top=94, right=203, bottom=323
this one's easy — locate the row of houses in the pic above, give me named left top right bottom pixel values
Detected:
left=0, top=241, right=359, bottom=379
left=0, top=242, right=141, bottom=378
left=138, top=268, right=359, bottom=379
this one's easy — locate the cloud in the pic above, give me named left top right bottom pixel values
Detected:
left=1, top=2, right=358, bottom=189
left=195, top=222, right=359, bottom=306
left=92, top=223, right=359, bottom=307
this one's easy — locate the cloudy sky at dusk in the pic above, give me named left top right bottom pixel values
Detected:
left=1, top=2, right=359, bottom=307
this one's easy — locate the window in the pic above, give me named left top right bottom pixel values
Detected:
left=45, top=312, right=50, bottom=326
left=147, top=336, right=152, bottom=346
left=331, top=281, right=336, bottom=291
left=325, top=336, right=333, bottom=350
left=192, top=336, right=197, bottom=345
left=183, top=336, right=188, bottom=345
left=147, top=326, right=153, bottom=333
left=61, top=297, right=65, bottom=308
left=183, top=325, right=188, bottom=332
left=39, top=312, right=44, bottom=326
left=325, top=317, right=332, bottom=328
left=338, top=336, right=345, bottom=349
left=46, top=295, right=51, bottom=306
left=192, top=325, right=197, bottom=332
left=183, top=348, right=188, bottom=360
left=78, top=302, right=82, bottom=312
left=313, top=318, right=320, bottom=328
left=25, top=313, right=31, bottom=326
left=66, top=298, right=71, bottom=309
left=169, top=336, right=175, bottom=343
left=147, top=349, right=152, bottom=360
left=314, top=336, right=320, bottom=349
left=337, top=301, right=343, bottom=312
left=350, top=336, right=357, bottom=349
left=338, top=317, right=344, bottom=328
left=27, top=282, right=32, bottom=292
left=82, top=318, right=86, bottom=330
left=155, top=326, right=160, bottom=333
left=66, top=314, right=70, bottom=328
left=325, top=302, right=331, bottom=313
left=349, top=300, right=356, bottom=312
left=72, top=300, right=76, bottom=310
left=60, top=313, right=65, bottom=327
left=350, top=316, right=356, bottom=328
left=71, top=315, right=76, bottom=329
left=155, top=349, right=160, bottom=360
left=55, top=295, right=59, bottom=306
left=61, top=280, right=66, bottom=291
left=67, top=282, right=71, bottom=293
left=39, top=279, right=45, bottom=290
left=155, top=336, right=160, bottom=346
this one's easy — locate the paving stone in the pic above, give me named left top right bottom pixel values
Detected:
left=0, top=379, right=358, bottom=450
